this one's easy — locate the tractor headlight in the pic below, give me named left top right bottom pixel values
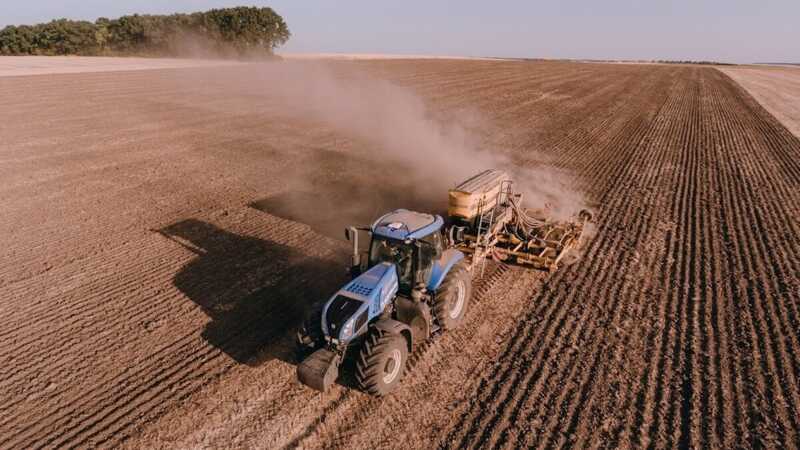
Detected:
left=339, top=317, right=355, bottom=341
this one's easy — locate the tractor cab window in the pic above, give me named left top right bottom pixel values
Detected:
left=420, top=231, right=443, bottom=258
left=416, top=231, right=443, bottom=285
left=369, top=237, right=415, bottom=292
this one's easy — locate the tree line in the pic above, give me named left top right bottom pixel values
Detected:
left=0, top=7, right=290, bottom=57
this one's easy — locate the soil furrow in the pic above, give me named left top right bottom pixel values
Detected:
left=3, top=59, right=799, bottom=449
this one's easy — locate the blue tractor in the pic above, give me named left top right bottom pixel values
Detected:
left=296, top=209, right=472, bottom=396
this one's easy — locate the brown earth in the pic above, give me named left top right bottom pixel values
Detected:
left=0, top=59, right=799, bottom=449
left=720, top=65, right=800, bottom=139
left=0, top=55, right=242, bottom=77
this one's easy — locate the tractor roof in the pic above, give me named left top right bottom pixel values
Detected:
left=371, top=209, right=443, bottom=241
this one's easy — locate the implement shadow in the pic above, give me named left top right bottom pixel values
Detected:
left=157, top=219, right=348, bottom=366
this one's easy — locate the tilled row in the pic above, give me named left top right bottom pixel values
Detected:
left=0, top=208, right=347, bottom=448
left=3, top=60, right=799, bottom=449
left=437, top=63, right=682, bottom=450
left=436, top=66, right=800, bottom=449
left=117, top=61, right=708, bottom=446
left=277, top=61, right=679, bottom=450
left=2, top=60, right=607, bottom=449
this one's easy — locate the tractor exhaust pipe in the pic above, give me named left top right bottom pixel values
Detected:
left=345, top=226, right=360, bottom=268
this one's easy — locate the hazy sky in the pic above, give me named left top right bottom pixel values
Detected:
left=2, top=1, right=798, bottom=63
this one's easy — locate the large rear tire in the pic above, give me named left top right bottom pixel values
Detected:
left=355, top=328, right=408, bottom=396
left=433, top=261, right=472, bottom=331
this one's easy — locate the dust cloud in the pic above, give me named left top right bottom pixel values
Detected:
left=183, top=60, right=588, bottom=227
left=249, top=62, right=496, bottom=185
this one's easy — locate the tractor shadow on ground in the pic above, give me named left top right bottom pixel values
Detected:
left=157, top=219, right=348, bottom=367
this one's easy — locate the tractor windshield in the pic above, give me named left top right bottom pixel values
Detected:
left=369, top=237, right=414, bottom=292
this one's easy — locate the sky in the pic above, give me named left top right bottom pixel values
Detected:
left=1, top=1, right=798, bottom=63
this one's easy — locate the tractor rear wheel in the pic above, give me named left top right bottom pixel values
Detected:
left=355, top=328, right=408, bottom=396
left=433, top=261, right=472, bottom=331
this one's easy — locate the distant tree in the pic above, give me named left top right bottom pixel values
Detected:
left=94, top=18, right=112, bottom=53
left=201, top=6, right=290, bottom=53
left=36, top=19, right=99, bottom=55
left=0, top=25, right=35, bottom=54
left=0, top=6, right=290, bottom=57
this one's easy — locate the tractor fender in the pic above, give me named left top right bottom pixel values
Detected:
left=428, top=249, right=465, bottom=291
left=373, top=318, right=414, bottom=352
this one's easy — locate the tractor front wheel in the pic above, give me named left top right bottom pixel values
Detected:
left=433, top=261, right=472, bottom=331
left=355, top=328, right=408, bottom=396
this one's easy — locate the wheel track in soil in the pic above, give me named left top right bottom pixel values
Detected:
left=627, top=68, right=707, bottom=450
left=656, top=70, right=702, bottom=450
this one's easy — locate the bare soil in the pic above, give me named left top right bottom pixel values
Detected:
left=0, top=55, right=241, bottom=77
left=277, top=52, right=508, bottom=61
left=0, top=58, right=798, bottom=449
left=720, top=65, right=800, bottom=139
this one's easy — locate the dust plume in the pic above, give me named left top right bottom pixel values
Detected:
left=257, top=62, right=585, bottom=213
left=250, top=61, right=495, bottom=185
left=164, top=32, right=284, bottom=60
left=178, top=60, right=588, bottom=227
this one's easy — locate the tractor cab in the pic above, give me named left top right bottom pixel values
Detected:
left=348, top=209, right=444, bottom=294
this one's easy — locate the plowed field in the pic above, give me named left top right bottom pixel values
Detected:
left=1, top=59, right=798, bottom=449
left=720, top=65, right=800, bottom=139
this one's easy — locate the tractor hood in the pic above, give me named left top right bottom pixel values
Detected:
left=321, top=262, right=399, bottom=342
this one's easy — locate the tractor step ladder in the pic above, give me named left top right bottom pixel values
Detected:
left=472, top=180, right=512, bottom=277
left=472, top=180, right=512, bottom=278
left=473, top=198, right=492, bottom=277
